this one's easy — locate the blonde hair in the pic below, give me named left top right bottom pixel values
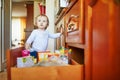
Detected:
left=35, top=14, right=49, bottom=29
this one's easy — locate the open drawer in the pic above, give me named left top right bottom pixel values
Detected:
left=6, top=47, right=84, bottom=80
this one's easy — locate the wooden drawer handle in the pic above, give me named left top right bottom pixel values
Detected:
left=67, top=15, right=79, bottom=24
left=70, top=15, right=79, bottom=18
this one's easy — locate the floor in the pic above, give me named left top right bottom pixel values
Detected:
left=0, top=71, right=7, bottom=80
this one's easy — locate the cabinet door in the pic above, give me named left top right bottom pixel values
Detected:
left=65, top=0, right=85, bottom=44
left=85, top=0, right=120, bottom=80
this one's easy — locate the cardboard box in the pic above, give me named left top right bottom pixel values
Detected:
left=17, top=56, right=34, bottom=68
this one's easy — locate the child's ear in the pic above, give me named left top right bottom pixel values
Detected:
left=34, top=22, right=38, bottom=29
left=35, top=22, right=37, bottom=25
left=34, top=25, right=38, bottom=29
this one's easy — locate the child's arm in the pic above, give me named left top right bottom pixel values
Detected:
left=25, top=43, right=31, bottom=50
left=25, top=30, right=36, bottom=50
left=60, top=29, right=64, bottom=36
left=48, top=29, right=64, bottom=38
left=48, top=33, right=61, bottom=38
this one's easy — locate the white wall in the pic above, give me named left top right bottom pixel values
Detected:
left=12, top=2, right=27, bottom=17
left=46, top=0, right=56, bottom=52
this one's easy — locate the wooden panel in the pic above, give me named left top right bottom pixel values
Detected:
left=92, top=1, right=109, bottom=80
left=85, top=0, right=120, bottom=80
left=25, top=3, right=34, bottom=41
left=65, top=0, right=85, bottom=44
left=84, top=0, right=93, bottom=79
left=56, top=27, right=61, bottom=49
left=56, top=18, right=66, bottom=49
left=11, top=64, right=83, bottom=80
left=6, top=47, right=24, bottom=80
left=26, top=3, right=34, bottom=29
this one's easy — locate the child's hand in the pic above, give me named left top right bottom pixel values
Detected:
left=60, top=28, right=64, bottom=36
left=25, top=43, right=31, bottom=51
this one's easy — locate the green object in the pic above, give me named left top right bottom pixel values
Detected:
left=59, top=46, right=65, bottom=55
left=22, top=58, right=27, bottom=63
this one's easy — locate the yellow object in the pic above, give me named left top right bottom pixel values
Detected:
left=38, top=53, right=49, bottom=62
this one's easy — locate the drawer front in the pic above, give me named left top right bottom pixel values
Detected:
left=11, top=59, right=84, bottom=80
left=65, top=0, right=85, bottom=44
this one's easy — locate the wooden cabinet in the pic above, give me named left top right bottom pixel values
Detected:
left=55, top=0, right=120, bottom=80
left=55, top=1, right=85, bottom=79
left=55, top=0, right=85, bottom=47
left=65, top=0, right=85, bottom=44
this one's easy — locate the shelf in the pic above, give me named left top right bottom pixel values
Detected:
left=55, top=0, right=78, bottom=25
left=67, top=43, right=85, bottom=49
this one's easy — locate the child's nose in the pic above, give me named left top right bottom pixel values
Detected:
left=40, top=22, right=43, bottom=25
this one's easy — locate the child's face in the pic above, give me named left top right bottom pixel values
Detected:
left=37, top=16, right=48, bottom=30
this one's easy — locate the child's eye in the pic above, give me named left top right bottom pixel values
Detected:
left=38, top=20, right=41, bottom=22
left=43, top=20, right=46, bottom=22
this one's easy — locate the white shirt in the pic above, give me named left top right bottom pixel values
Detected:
left=26, top=29, right=61, bottom=52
